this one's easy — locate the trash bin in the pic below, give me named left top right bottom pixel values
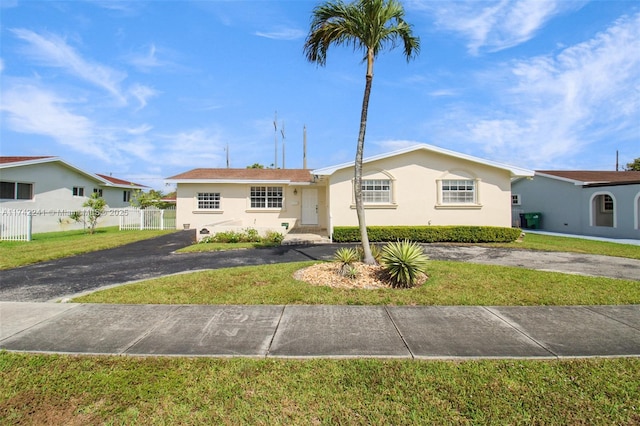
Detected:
left=523, top=212, right=542, bottom=229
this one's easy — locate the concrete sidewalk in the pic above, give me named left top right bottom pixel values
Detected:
left=1, top=302, right=639, bottom=359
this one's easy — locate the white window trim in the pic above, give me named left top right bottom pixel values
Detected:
left=512, top=194, right=521, bottom=206
left=196, top=192, right=221, bottom=210
left=435, top=178, right=482, bottom=208
left=72, top=186, right=85, bottom=197
left=350, top=172, right=398, bottom=209
left=248, top=186, right=284, bottom=211
left=589, top=191, right=617, bottom=228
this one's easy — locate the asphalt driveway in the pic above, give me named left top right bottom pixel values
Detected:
left=0, top=230, right=638, bottom=302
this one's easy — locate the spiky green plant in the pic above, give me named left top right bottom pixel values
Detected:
left=357, top=244, right=382, bottom=263
left=380, top=240, right=429, bottom=288
left=334, top=247, right=360, bottom=276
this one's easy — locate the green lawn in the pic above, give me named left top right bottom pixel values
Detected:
left=485, top=232, right=640, bottom=259
left=1, top=353, right=638, bottom=424
left=4, top=231, right=640, bottom=423
left=73, top=260, right=640, bottom=306
left=0, top=227, right=176, bottom=270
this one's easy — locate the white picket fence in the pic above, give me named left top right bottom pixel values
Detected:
left=0, top=210, right=33, bottom=241
left=119, top=207, right=176, bottom=230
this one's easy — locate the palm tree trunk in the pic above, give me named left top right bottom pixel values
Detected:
left=355, top=50, right=375, bottom=265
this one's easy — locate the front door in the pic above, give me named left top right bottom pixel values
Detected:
left=301, top=188, right=318, bottom=225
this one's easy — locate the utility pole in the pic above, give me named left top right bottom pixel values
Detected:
left=273, top=111, right=278, bottom=169
left=303, top=125, right=307, bottom=169
left=281, top=121, right=286, bottom=169
left=225, top=143, right=230, bottom=168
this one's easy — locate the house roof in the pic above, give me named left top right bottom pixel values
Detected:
left=536, top=170, right=640, bottom=186
left=96, top=173, right=147, bottom=189
left=0, top=156, right=56, bottom=164
left=166, top=168, right=313, bottom=184
left=0, top=156, right=146, bottom=189
left=311, top=143, right=534, bottom=178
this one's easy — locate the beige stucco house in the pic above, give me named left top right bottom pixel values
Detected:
left=167, top=144, right=534, bottom=239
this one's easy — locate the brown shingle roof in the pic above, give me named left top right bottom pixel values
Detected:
left=0, top=156, right=55, bottom=164
left=167, top=168, right=313, bottom=182
left=96, top=173, right=147, bottom=188
left=536, top=170, right=640, bottom=184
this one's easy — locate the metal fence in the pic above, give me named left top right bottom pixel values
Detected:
left=119, top=207, right=176, bottom=230
left=0, top=210, right=33, bottom=241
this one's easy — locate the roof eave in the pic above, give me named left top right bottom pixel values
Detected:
left=166, top=179, right=302, bottom=185
left=312, top=143, right=534, bottom=177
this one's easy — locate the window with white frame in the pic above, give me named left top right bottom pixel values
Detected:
left=362, top=179, right=391, bottom=203
left=512, top=194, right=521, bottom=205
left=123, top=190, right=131, bottom=202
left=1, top=181, right=33, bottom=200
left=441, top=179, right=476, bottom=204
left=93, top=188, right=103, bottom=197
left=601, top=194, right=614, bottom=212
left=250, top=186, right=283, bottom=208
left=72, top=186, right=85, bottom=197
left=198, top=192, right=220, bottom=209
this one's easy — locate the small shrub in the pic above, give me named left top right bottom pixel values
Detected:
left=244, top=228, right=261, bottom=242
left=264, top=231, right=284, bottom=245
left=198, top=229, right=283, bottom=246
left=380, top=240, right=429, bottom=288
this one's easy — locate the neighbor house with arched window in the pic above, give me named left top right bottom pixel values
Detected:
left=511, top=170, right=640, bottom=240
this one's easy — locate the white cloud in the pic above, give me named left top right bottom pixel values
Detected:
left=0, top=83, right=107, bottom=159
left=255, top=27, right=306, bottom=41
left=159, top=129, right=226, bottom=168
left=465, top=12, right=640, bottom=167
left=11, top=28, right=128, bottom=104
left=129, top=83, right=159, bottom=111
left=410, top=0, right=585, bottom=54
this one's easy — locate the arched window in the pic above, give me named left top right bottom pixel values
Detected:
left=590, top=192, right=616, bottom=228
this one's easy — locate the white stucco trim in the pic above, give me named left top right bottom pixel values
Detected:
left=589, top=191, right=617, bottom=228
left=634, top=192, right=640, bottom=230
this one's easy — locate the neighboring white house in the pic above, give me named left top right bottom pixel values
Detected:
left=0, top=156, right=146, bottom=233
left=167, top=144, right=534, bottom=238
left=511, top=170, right=640, bottom=240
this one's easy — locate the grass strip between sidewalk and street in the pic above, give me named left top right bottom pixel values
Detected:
left=72, top=260, right=640, bottom=306
left=1, top=354, right=638, bottom=424
left=0, top=227, right=176, bottom=270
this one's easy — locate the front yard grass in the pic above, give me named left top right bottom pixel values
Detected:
left=73, top=260, right=640, bottom=306
left=1, top=353, right=638, bottom=424
left=485, top=232, right=640, bottom=259
left=0, top=227, right=175, bottom=270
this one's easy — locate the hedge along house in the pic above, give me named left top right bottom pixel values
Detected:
left=511, top=170, right=640, bottom=240
left=167, top=144, right=533, bottom=239
left=0, top=156, right=147, bottom=233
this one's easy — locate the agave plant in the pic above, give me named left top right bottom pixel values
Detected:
left=334, top=247, right=360, bottom=276
left=380, top=240, right=429, bottom=288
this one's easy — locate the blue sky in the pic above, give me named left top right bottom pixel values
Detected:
left=1, top=0, right=638, bottom=190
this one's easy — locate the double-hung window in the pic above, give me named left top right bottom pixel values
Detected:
left=72, top=186, right=85, bottom=197
left=441, top=179, right=476, bottom=204
left=250, top=186, right=283, bottom=208
left=362, top=179, right=391, bottom=203
left=198, top=192, right=220, bottom=209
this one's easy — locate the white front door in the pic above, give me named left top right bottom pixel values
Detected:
left=301, top=188, right=318, bottom=225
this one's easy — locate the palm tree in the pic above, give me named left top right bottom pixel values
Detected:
left=304, top=0, right=419, bottom=264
